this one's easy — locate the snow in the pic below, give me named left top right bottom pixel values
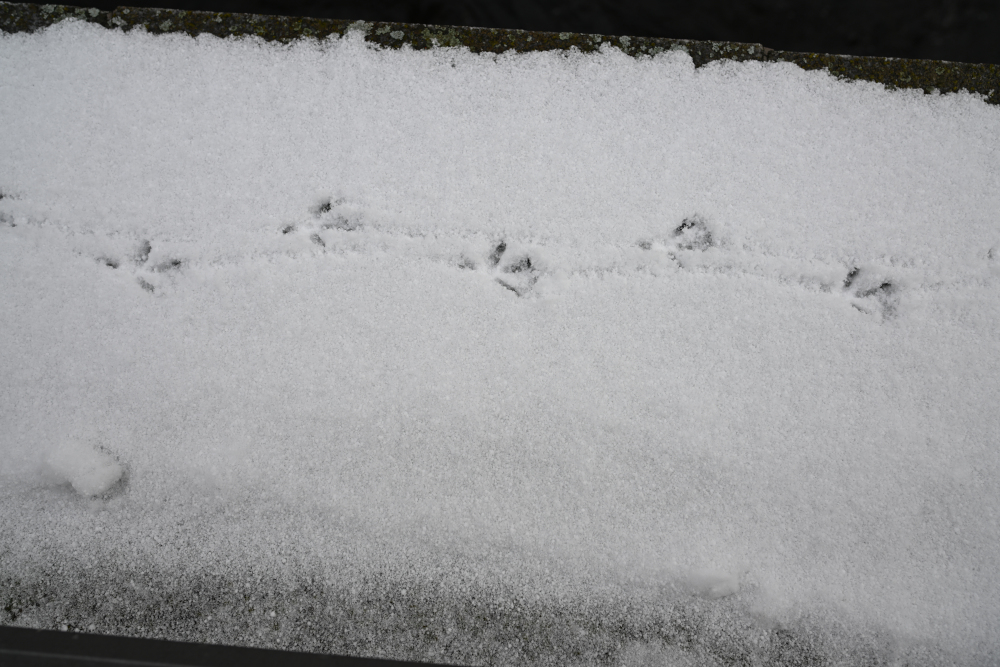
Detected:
left=44, top=440, right=124, bottom=497
left=1, top=17, right=999, bottom=665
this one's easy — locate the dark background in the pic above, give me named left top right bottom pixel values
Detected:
left=75, top=0, right=1000, bottom=65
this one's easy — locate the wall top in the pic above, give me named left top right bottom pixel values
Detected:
left=1, top=1, right=997, bottom=104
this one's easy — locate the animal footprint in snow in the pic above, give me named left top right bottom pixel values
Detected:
left=637, top=214, right=717, bottom=265
left=843, top=266, right=899, bottom=319
left=134, top=239, right=152, bottom=265
left=672, top=214, right=714, bottom=251
left=314, top=197, right=361, bottom=230
left=460, top=239, right=541, bottom=297
left=281, top=196, right=364, bottom=250
left=280, top=222, right=327, bottom=247
left=0, top=188, right=20, bottom=227
left=126, top=239, right=184, bottom=294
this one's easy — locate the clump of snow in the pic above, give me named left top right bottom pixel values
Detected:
left=45, top=440, right=124, bottom=497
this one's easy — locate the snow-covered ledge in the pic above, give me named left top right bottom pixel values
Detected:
left=1, top=3, right=998, bottom=665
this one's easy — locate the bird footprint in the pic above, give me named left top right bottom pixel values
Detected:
left=121, top=239, right=184, bottom=294
left=280, top=196, right=364, bottom=251
left=843, top=266, right=899, bottom=319
left=459, top=239, right=542, bottom=297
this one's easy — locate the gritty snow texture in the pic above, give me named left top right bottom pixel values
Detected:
left=1, top=18, right=999, bottom=666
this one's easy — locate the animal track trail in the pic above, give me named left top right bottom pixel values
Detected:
left=4, top=188, right=991, bottom=321
left=280, top=196, right=547, bottom=298
left=631, top=214, right=909, bottom=320
left=0, top=190, right=191, bottom=296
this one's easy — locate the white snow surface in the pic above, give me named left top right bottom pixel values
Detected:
left=1, top=18, right=999, bottom=663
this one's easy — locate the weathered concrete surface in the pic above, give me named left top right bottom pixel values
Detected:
left=1, top=1, right=997, bottom=104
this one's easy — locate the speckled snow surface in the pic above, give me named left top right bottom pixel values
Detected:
left=1, top=19, right=999, bottom=666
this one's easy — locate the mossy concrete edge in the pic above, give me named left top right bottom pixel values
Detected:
left=1, top=0, right=997, bottom=105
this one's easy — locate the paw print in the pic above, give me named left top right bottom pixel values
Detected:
left=459, top=239, right=542, bottom=297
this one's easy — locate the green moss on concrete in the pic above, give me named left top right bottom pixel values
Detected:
left=0, top=1, right=997, bottom=103
left=0, top=1, right=109, bottom=31
left=771, top=49, right=999, bottom=103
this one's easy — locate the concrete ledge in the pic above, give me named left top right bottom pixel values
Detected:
left=1, top=1, right=997, bottom=104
